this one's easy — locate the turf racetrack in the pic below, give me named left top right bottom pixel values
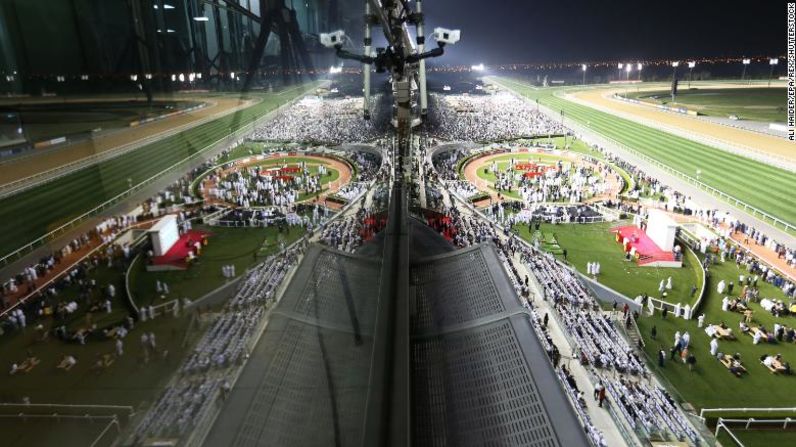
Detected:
left=627, top=87, right=786, bottom=123
left=494, top=77, right=796, bottom=228
left=0, top=84, right=317, bottom=258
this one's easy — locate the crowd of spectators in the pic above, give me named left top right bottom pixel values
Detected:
left=250, top=96, right=389, bottom=144
left=132, top=244, right=304, bottom=441
left=426, top=92, right=565, bottom=141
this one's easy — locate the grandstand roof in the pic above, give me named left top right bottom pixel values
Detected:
left=205, top=235, right=589, bottom=447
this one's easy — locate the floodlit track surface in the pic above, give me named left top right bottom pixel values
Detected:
left=0, top=84, right=319, bottom=261
left=492, top=77, right=796, bottom=230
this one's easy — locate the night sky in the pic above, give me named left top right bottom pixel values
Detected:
left=421, top=0, right=785, bottom=65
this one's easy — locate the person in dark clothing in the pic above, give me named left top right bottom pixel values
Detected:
left=651, top=325, right=657, bottom=340
left=543, top=313, right=549, bottom=328
left=658, top=348, right=666, bottom=367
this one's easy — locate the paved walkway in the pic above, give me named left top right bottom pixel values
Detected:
left=439, top=186, right=630, bottom=447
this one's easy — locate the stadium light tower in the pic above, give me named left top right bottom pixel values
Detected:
left=636, top=63, right=642, bottom=81
left=741, top=58, right=751, bottom=83
left=671, top=61, right=680, bottom=102
left=687, top=61, right=696, bottom=88
left=625, top=63, right=632, bottom=81
left=581, top=64, right=587, bottom=85
left=617, top=63, right=623, bottom=81
left=769, top=58, right=779, bottom=87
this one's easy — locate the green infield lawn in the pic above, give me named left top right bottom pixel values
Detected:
left=128, top=225, right=304, bottom=307
left=633, top=250, right=796, bottom=411
left=493, top=77, right=796, bottom=228
left=627, top=88, right=786, bottom=123
left=0, top=83, right=318, bottom=258
left=514, top=221, right=703, bottom=306
left=514, top=220, right=796, bottom=447
left=716, top=428, right=796, bottom=447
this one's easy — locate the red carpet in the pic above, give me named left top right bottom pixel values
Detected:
left=611, top=225, right=675, bottom=265
left=151, top=230, right=211, bottom=269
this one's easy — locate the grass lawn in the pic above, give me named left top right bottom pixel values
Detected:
left=0, top=82, right=319, bottom=259
left=634, top=252, right=796, bottom=411
left=0, top=418, right=118, bottom=447
left=514, top=221, right=703, bottom=306
left=493, top=77, right=796, bottom=227
left=128, top=225, right=304, bottom=307
left=716, top=428, right=796, bottom=447
left=628, top=88, right=786, bottom=123
left=0, top=306, right=193, bottom=438
left=513, top=218, right=796, bottom=446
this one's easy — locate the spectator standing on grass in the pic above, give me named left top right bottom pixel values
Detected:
left=697, top=313, right=705, bottom=328
left=710, top=336, right=719, bottom=357
left=686, top=353, right=697, bottom=371
left=115, top=338, right=124, bottom=357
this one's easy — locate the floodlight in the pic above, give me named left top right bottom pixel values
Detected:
left=742, top=58, right=751, bottom=65
left=193, top=16, right=209, bottom=22
left=637, top=63, right=642, bottom=70
left=471, top=63, right=485, bottom=71
left=688, top=61, right=696, bottom=68
left=770, top=58, right=779, bottom=65
left=581, top=64, right=587, bottom=72
left=672, top=61, right=680, bottom=67
left=178, top=73, right=185, bottom=82
left=618, top=63, right=623, bottom=69
left=145, top=73, right=153, bottom=80
left=130, top=74, right=138, bottom=81
left=171, top=74, right=176, bottom=82
left=626, top=64, right=632, bottom=72
left=230, top=72, right=236, bottom=80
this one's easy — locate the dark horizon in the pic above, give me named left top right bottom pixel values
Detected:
left=422, top=0, right=784, bottom=66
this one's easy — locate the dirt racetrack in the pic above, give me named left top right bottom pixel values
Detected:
left=0, top=95, right=252, bottom=184
left=572, top=83, right=795, bottom=163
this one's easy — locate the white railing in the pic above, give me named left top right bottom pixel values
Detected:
left=715, top=417, right=796, bottom=447
left=0, top=85, right=317, bottom=268
left=700, top=407, right=796, bottom=419
left=0, top=402, right=135, bottom=415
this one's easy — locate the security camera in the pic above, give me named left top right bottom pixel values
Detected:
left=433, top=28, right=460, bottom=45
left=320, top=30, right=346, bottom=49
